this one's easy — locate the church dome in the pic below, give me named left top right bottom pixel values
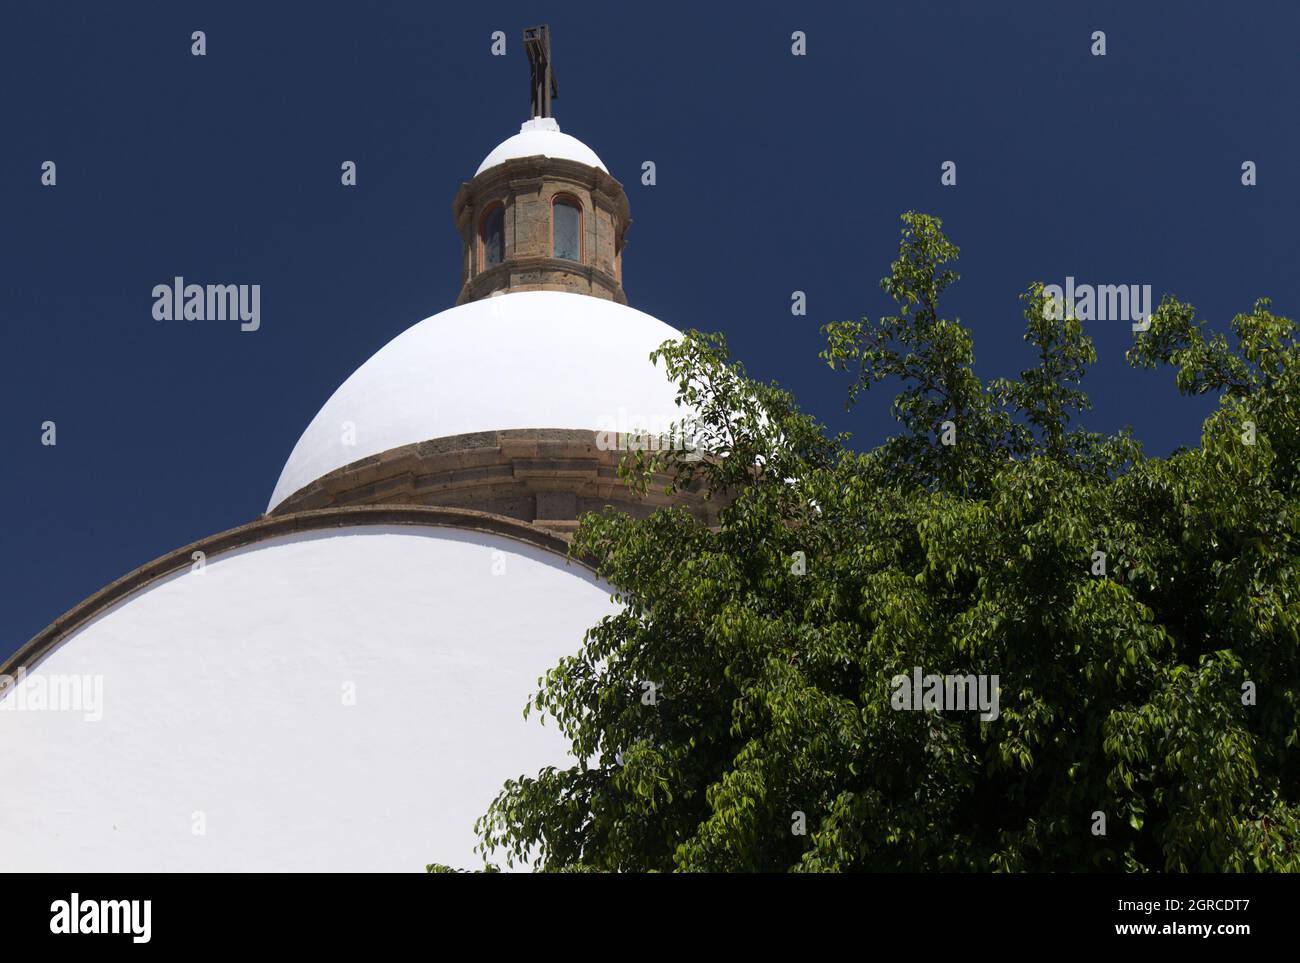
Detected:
left=4, top=23, right=716, bottom=875
left=267, top=290, right=686, bottom=512
left=475, top=117, right=606, bottom=176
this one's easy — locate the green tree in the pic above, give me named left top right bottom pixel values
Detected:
left=460, top=213, right=1300, bottom=872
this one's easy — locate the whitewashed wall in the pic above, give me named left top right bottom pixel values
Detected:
left=0, top=526, right=613, bottom=872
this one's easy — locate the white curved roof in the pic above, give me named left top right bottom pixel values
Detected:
left=0, top=525, right=615, bottom=871
left=475, top=117, right=606, bottom=176
left=268, top=291, right=686, bottom=511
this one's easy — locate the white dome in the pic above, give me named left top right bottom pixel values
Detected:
left=475, top=117, right=606, bottom=176
left=0, top=524, right=615, bottom=871
left=268, top=291, right=686, bottom=512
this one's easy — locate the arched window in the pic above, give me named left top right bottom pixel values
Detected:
left=552, top=195, right=582, bottom=262
left=479, top=203, right=504, bottom=271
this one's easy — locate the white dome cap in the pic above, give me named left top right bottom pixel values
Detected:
left=475, top=117, right=607, bottom=176
left=268, top=291, right=687, bottom=512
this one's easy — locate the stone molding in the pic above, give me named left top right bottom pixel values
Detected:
left=459, top=255, right=624, bottom=304
left=270, top=428, right=717, bottom=532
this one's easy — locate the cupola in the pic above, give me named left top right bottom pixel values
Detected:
left=451, top=26, right=631, bottom=305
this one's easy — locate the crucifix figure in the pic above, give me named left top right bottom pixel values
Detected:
left=523, top=24, right=558, bottom=118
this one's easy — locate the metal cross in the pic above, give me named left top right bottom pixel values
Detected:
left=523, top=24, right=558, bottom=118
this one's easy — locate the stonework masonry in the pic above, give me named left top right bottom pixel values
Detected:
left=270, top=428, right=718, bottom=533
left=453, top=155, right=631, bottom=305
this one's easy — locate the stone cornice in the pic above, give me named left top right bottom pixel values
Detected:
left=454, top=155, right=630, bottom=221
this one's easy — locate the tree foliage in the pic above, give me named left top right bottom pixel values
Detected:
left=463, top=212, right=1300, bottom=872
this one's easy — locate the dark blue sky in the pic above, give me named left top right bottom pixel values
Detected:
left=2, top=0, right=1297, bottom=656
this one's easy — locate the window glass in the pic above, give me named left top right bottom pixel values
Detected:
left=553, top=199, right=580, bottom=261
left=481, top=205, right=504, bottom=268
